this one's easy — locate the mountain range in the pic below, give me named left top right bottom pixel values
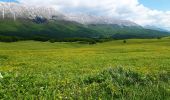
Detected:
left=0, top=2, right=170, bottom=42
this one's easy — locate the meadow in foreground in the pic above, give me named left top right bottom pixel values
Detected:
left=0, top=39, right=170, bottom=99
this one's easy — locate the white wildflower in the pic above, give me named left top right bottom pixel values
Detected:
left=0, top=73, right=3, bottom=79
left=40, top=87, right=44, bottom=90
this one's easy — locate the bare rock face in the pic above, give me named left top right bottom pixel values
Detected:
left=0, top=2, right=58, bottom=20
left=0, top=2, right=139, bottom=27
left=65, top=13, right=139, bottom=26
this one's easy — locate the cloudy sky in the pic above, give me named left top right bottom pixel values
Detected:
left=1, top=0, right=170, bottom=30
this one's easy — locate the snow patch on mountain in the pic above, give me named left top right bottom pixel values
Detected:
left=65, top=13, right=139, bottom=26
left=0, top=2, right=139, bottom=27
left=0, top=2, right=57, bottom=19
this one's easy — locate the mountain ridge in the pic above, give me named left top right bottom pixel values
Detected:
left=0, top=2, right=139, bottom=27
left=0, top=2, right=170, bottom=42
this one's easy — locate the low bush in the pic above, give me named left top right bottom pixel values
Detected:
left=81, top=67, right=170, bottom=99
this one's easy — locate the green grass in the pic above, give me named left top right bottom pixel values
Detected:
left=0, top=39, right=170, bottom=99
left=0, top=20, right=170, bottom=42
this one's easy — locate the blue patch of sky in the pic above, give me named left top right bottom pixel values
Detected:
left=139, top=0, right=170, bottom=11
left=0, top=0, right=17, bottom=2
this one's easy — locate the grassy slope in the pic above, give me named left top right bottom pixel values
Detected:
left=0, top=39, right=170, bottom=99
left=88, top=24, right=170, bottom=38
left=0, top=19, right=169, bottom=40
left=0, top=19, right=98, bottom=39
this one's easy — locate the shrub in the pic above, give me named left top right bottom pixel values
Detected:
left=89, top=40, right=96, bottom=45
left=123, top=40, right=127, bottom=43
left=81, top=67, right=170, bottom=99
left=0, top=36, right=20, bottom=42
left=33, top=37, right=49, bottom=42
left=49, top=39, right=56, bottom=43
left=157, top=37, right=162, bottom=39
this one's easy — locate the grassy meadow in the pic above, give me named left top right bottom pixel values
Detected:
left=0, top=38, right=170, bottom=99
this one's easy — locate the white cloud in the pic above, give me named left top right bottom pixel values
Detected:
left=17, top=0, right=170, bottom=30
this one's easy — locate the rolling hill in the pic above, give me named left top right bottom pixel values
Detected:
left=0, top=18, right=169, bottom=42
